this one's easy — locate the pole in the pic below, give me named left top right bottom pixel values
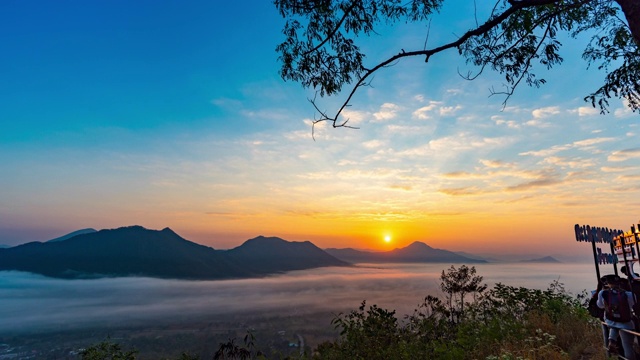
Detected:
left=591, top=239, right=601, bottom=281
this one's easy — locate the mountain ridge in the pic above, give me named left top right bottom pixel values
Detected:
left=325, top=242, right=486, bottom=264
left=46, top=228, right=97, bottom=242
left=0, top=226, right=348, bottom=280
left=520, top=255, right=561, bottom=263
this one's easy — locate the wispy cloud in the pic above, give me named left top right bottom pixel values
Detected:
left=362, top=140, right=385, bottom=149
left=573, top=137, right=615, bottom=147
left=524, top=119, right=552, bottom=128
left=412, top=101, right=442, bottom=120
left=438, top=186, right=489, bottom=196
left=441, top=171, right=478, bottom=179
left=520, top=137, right=616, bottom=157
left=616, top=174, right=640, bottom=181
left=494, top=117, right=521, bottom=129
left=211, top=97, right=243, bottom=109
left=576, top=106, right=599, bottom=117
left=608, top=148, right=640, bottom=162
left=373, top=103, right=400, bottom=122
left=532, top=106, right=561, bottom=119
left=541, top=156, right=596, bottom=169
left=439, top=105, right=462, bottom=116
left=601, top=165, right=637, bottom=172
left=614, top=99, right=634, bottom=118
left=479, top=159, right=514, bottom=168
left=506, top=177, right=562, bottom=191
left=385, top=124, right=430, bottom=135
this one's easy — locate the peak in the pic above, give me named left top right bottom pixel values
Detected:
left=161, top=227, right=177, bottom=234
left=406, top=241, right=432, bottom=249
left=246, top=236, right=286, bottom=243
left=110, top=225, right=148, bottom=231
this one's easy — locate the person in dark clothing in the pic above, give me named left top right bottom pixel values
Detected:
left=598, top=274, right=636, bottom=358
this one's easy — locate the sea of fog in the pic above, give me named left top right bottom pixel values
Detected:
left=0, top=262, right=603, bottom=335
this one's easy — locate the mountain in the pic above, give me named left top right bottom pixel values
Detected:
left=520, top=256, right=561, bottom=263
left=0, top=226, right=246, bottom=279
left=226, top=236, right=349, bottom=273
left=0, top=226, right=349, bottom=280
left=453, top=251, right=496, bottom=262
left=46, top=228, right=97, bottom=242
left=0, top=244, right=9, bottom=249
left=325, top=241, right=485, bottom=264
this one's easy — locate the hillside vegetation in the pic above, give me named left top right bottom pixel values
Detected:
left=82, top=265, right=605, bottom=360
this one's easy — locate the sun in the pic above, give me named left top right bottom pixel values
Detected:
left=384, top=235, right=392, bottom=243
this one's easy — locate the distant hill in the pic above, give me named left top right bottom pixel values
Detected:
left=520, top=256, right=561, bottom=263
left=46, top=228, right=97, bottom=242
left=453, top=251, right=496, bottom=262
left=325, top=241, right=486, bottom=264
left=227, top=236, right=349, bottom=273
left=0, top=244, right=9, bottom=249
left=0, top=226, right=349, bottom=280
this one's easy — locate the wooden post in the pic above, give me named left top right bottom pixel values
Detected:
left=633, top=225, right=640, bottom=280
left=622, top=229, right=632, bottom=288
left=581, top=224, right=602, bottom=282
left=592, top=239, right=601, bottom=281
left=611, top=239, right=618, bottom=277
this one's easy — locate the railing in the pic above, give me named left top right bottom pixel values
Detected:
left=600, top=323, right=640, bottom=360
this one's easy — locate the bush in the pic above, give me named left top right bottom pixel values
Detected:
left=313, top=267, right=605, bottom=360
left=83, top=266, right=606, bottom=360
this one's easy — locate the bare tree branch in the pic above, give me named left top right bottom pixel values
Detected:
left=319, top=0, right=567, bottom=127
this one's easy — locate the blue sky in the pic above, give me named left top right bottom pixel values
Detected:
left=1, top=0, right=638, bottom=256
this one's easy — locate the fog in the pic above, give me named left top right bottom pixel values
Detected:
left=0, top=262, right=597, bottom=334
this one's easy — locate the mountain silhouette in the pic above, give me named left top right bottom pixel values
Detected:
left=0, top=226, right=246, bottom=279
left=0, top=226, right=349, bottom=280
left=227, top=235, right=349, bottom=273
left=46, top=228, right=97, bottom=242
left=520, top=256, right=561, bottom=263
left=325, top=241, right=485, bottom=264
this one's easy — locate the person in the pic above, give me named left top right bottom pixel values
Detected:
left=598, top=274, right=637, bottom=358
left=621, top=265, right=640, bottom=346
left=589, top=277, right=609, bottom=350
left=621, top=265, right=640, bottom=279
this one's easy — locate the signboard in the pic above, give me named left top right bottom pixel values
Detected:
left=574, top=223, right=640, bottom=282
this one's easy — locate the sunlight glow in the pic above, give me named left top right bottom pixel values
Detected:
left=384, top=235, right=392, bottom=243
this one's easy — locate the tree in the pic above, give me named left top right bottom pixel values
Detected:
left=81, top=340, right=138, bottom=360
left=440, top=265, right=487, bottom=323
left=214, top=332, right=265, bottom=360
left=275, top=0, right=640, bottom=129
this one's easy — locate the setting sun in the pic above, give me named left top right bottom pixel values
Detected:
left=384, top=235, right=392, bottom=243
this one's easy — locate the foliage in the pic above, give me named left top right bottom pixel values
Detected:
left=312, top=266, right=604, bottom=360
left=81, top=340, right=138, bottom=360
left=440, top=264, right=488, bottom=323
left=274, top=0, right=640, bottom=128
left=83, top=266, right=605, bottom=360
left=214, top=332, right=266, bottom=360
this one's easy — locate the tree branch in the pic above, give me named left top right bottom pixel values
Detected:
left=303, top=2, right=359, bottom=56
left=318, top=0, right=566, bottom=127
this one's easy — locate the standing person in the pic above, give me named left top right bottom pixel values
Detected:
left=598, top=275, right=637, bottom=359
left=589, top=277, right=608, bottom=350
left=621, top=265, right=640, bottom=348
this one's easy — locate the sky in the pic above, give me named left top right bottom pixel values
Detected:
left=0, top=0, right=638, bottom=256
